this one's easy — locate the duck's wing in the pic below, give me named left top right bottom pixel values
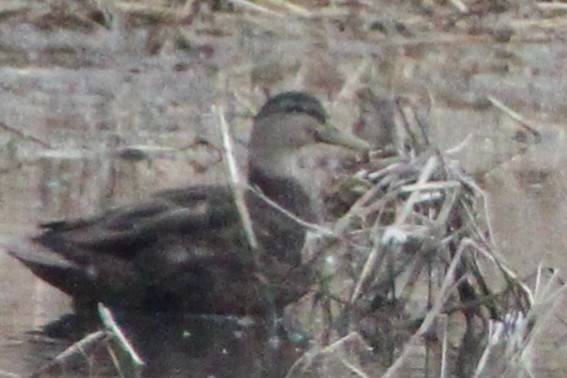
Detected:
left=35, top=185, right=240, bottom=256
left=6, top=185, right=250, bottom=306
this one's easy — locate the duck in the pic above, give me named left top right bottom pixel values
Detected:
left=5, top=91, right=369, bottom=316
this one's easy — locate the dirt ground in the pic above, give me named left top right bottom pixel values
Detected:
left=0, top=1, right=566, bottom=377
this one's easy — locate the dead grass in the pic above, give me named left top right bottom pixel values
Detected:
left=285, top=96, right=566, bottom=377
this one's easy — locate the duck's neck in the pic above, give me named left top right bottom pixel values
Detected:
left=248, top=167, right=316, bottom=223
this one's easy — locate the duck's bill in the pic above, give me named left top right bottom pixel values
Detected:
left=317, top=125, right=370, bottom=151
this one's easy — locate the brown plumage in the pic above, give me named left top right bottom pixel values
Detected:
left=6, top=92, right=368, bottom=315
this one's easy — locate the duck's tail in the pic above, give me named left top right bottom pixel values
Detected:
left=3, top=239, right=75, bottom=270
left=1, top=239, right=82, bottom=298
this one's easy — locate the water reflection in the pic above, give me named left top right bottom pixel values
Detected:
left=33, top=310, right=305, bottom=378
left=121, top=312, right=303, bottom=378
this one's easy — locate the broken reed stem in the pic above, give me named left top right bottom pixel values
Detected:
left=249, top=185, right=334, bottom=237
left=341, top=357, right=370, bottom=378
left=261, top=0, right=312, bottom=16
left=473, top=320, right=505, bottom=377
left=381, top=237, right=467, bottom=378
left=98, top=304, right=145, bottom=369
left=334, top=184, right=382, bottom=234
left=30, top=331, right=109, bottom=377
left=440, top=314, right=449, bottom=378
left=350, top=243, right=379, bottom=303
left=487, top=96, right=541, bottom=139
left=396, top=155, right=439, bottom=224
left=231, top=0, right=285, bottom=16
left=214, top=105, right=259, bottom=251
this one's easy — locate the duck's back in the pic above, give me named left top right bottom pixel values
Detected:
left=8, top=184, right=310, bottom=314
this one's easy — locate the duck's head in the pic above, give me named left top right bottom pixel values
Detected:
left=248, top=91, right=369, bottom=176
